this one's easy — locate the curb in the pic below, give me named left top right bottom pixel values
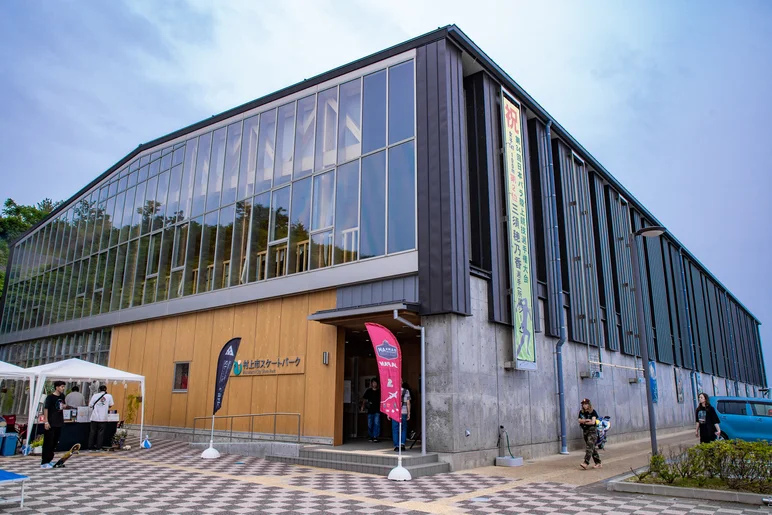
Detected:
left=607, top=472, right=769, bottom=506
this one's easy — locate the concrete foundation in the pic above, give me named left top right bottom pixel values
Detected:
left=424, top=277, right=757, bottom=471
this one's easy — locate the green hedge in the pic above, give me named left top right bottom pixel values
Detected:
left=640, top=440, right=771, bottom=494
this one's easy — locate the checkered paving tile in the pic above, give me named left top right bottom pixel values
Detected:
left=118, top=438, right=312, bottom=477
left=286, top=471, right=515, bottom=503
left=453, top=482, right=768, bottom=515
left=0, top=451, right=423, bottom=514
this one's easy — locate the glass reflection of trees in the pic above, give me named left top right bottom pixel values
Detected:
left=2, top=58, right=416, bottom=335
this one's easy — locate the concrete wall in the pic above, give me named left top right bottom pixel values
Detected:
left=424, top=277, right=745, bottom=471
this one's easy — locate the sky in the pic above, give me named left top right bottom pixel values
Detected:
left=1, top=0, right=770, bottom=386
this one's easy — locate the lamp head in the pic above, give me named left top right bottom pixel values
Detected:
left=634, top=225, right=666, bottom=238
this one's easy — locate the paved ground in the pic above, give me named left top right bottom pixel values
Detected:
left=0, top=434, right=769, bottom=514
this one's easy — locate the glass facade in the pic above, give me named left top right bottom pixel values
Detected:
left=0, top=58, right=416, bottom=336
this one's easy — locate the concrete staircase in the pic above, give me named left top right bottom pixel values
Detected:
left=267, top=448, right=450, bottom=477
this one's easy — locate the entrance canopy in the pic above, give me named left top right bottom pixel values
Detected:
left=24, top=359, right=145, bottom=450
left=308, top=301, right=420, bottom=334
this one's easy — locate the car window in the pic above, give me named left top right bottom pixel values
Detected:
left=716, top=400, right=747, bottom=415
left=750, top=402, right=772, bottom=417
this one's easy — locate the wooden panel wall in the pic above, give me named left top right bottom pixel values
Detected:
left=109, top=289, right=339, bottom=441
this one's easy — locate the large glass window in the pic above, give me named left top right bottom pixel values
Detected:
left=334, top=161, right=359, bottom=264
left=191, top=132, right=212, bottom=218
left=199, top=211, right=218, bottom=292
left=267, top=186, right=290, bottom=279
left=388, top=141, right=415, bottom=253
left=183, top=217, right=203, bottom=296
left=142, top=176, right=157, bottom=235
left=231, top=199, right=251, bottom=286
left=167, top=164, right=183, bottom=224
left=338, top=78, right=362, bottom=164
left=213, top=204, right=235, bottom=291
left=274, top=103, right=295, bottom=187
left=312, top=171, right=335, bottom=232
left=206, top=127, right=227, bottom=213
left=294, top=94, right=316, bottom=179
left=257, top=110, right=277, bottom=194
left=222, top=122, right=242, bottom=207
left=131, top=180, right=147, bottom=240
left=360, top=151, right=386, bottom=259
left=288, top=177, right=311, bottom=275
left=363, top=70, right=387, bottom=154
left=156, top=226, right=174, bottom=302
left=389, top=61, right=415, bottom=144
left=315, top=87, right=337, bottom=172
left=179, top=138, right=198, bottom=221
left=238, top=115, right=259, bottom=200
left=3, top=57, right=417, bottom=335
left=248, top=192, right=270, bottom=282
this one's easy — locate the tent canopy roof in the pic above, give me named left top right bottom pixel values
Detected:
left=0, top=360, right=35, bottom=379
left=25, top=358, right=144, bottom=382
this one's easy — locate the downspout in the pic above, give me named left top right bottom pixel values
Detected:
left=678, top=248, right=700, bottom=409
left=546, top=121, right=569, bottom=454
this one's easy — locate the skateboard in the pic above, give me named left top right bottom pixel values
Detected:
left=52, top=443, right=81, bottom=468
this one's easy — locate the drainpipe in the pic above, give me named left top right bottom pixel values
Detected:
left=678, top=248, right=700, bottom=409
left=545, top=121, right=569, bottom=455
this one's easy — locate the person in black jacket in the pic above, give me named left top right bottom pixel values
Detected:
left=41, top=381, right=67, bottom=468
left=695, top=393, right=721, bottom=443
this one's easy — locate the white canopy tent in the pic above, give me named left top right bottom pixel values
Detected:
left=23, top=359, right=145, bottom=450
left=0, top=361, right=37, bottom=423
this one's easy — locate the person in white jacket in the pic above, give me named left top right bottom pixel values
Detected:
left=88, top=385, right=114, bottom=451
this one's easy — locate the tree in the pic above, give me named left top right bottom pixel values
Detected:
left=0, top=198, right=62, bottom=292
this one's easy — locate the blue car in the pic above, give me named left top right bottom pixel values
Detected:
left=711, top=396, right=772, bottom=442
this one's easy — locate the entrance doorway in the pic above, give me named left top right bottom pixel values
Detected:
left=341, top=324, right=421, bottom=445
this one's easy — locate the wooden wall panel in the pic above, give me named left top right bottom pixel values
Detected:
left=228, top=303, right=258, bottom=432
left=303, top=290, right=338, bottom=439
left=186, top=311, right=214, bottom=429
left=206, top=308, right=235, bottom=430
left=276, top=295, right=308, bottom=436
left=105, top=289, right=338, bottom=440
left=152, top=317, right=177, bottom=427
left=250, top=298, right=281, bottom=434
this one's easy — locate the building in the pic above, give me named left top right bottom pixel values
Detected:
left=0, top=25, right=766, bottom=469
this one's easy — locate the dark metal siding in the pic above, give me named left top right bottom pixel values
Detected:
left=645, top=233, right=674, bottom=364
left=719, top=291, right=738, bottom=380
left=662, top=243, right=684, bottom=367
left=606, top=189, right=638, bottom=355
left=631, top=211, right=656, bottom=359
left=464, top=72, right=509, bottom=324
left=670, top=246, right=694, bottom=369
left=416, top=39, right=471, bottom=316
left=528, top=119, right=559, bottom=336
left=553, top=141, right=588, bottom=343
left=336, top=276, right=419, bottom=309
left=687, top=261, right=712, bottom=374
left=589, top=174, right=619, bottom=351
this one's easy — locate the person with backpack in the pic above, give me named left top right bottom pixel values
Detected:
left=88, top=385, right=114, bottom=451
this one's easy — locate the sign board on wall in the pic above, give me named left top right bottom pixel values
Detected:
left=232, top=356, right=305, bottom=376
left=500, top=90, right=536, bottom=371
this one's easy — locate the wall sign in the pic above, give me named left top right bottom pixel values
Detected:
left=501, top=90, right=536, bottom=371
left=232, top=356, right=305, bottom=376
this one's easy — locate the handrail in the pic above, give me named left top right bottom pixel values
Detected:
left=191, top=412, right=301, bottom=444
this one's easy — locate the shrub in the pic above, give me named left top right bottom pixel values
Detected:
left=641, top=440, right=771, bottom=494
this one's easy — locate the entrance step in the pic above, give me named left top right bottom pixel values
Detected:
left=266, top=448, right=450, bottom=477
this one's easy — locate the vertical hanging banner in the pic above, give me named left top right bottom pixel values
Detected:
left=364, top=323, right=402, bottom=422
left=501, top=90, right=536, bottom=370
left=213, top=337, right=241, bottom=415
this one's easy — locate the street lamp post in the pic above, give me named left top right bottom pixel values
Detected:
left=629, top=225, right=666, bottom=457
